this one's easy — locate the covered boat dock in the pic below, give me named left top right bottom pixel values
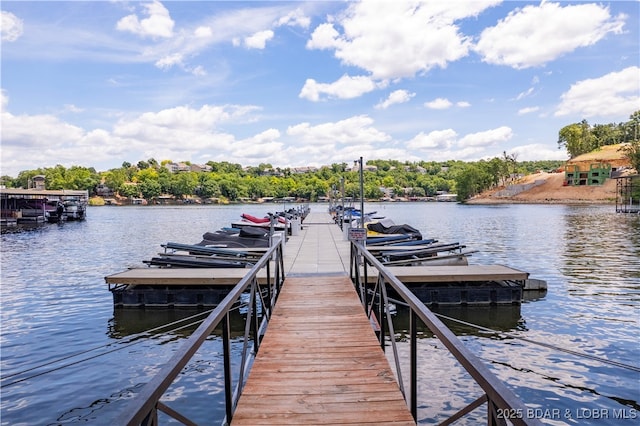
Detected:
left=0, top=188, right=88, bottom=225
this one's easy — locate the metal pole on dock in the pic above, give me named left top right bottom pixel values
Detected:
left=340, top=177, right=345, bottom=230
left=357, top=156, right=364, bottom=229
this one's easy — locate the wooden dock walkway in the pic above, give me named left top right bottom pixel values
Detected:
left=281, top=211, right=351, bottom=276
left=232, top=211, right=414, bottom=424
left=231, top=275, right=415, bottom=425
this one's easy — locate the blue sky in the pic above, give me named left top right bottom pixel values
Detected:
left=1, top=0, right=638, bottom=177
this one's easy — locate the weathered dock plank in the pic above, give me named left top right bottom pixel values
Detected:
left=377, top=264, right=528, bottom=283
left=231, top=275, right=415, bottom=425
left=105, top=267, right=269, bottom=286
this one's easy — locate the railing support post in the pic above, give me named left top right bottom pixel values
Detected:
left=222, top=313, right=233, bottom=423
left=141, top=409, right=157, bottom=426
left=252, top=280, right=259, bottom=350
left=410, top=309, right=417, bottom=421
left=266, top=261, right=272, bottom=319
left=378, top=276, right=385, bottom=351
left=349, top=242, right=354, bottom=278
left=278, top=244, right=284, bottom=289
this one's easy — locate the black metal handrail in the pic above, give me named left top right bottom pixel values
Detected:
left=115, top=236, right=285, bottom=426
left=350, top=241, right=542, bottom=426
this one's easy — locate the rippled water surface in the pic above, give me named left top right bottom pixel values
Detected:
left=1, top=203, right=638, bottom=425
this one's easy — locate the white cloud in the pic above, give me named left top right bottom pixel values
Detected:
left=375, top=90, right=415, bottom=109
left=63, top=104, right=84, bottom=113
left=407, top=129, right=458, bottom=150
left=231, top=129, right=283, bottom=159
left=194, top=26, right=212, bottom=38
left=161, top=5, right=311, bottom=68
left=277, top=8, right=310, bottom=29
left=406, top=126, right=514, bottom=155
left=458, top=126, right=513, bottom=147
left=518, top=106, right=540, bottom=115
left=0, top=89, right=8, bottom=112
left=456, top=101, right=471, bottom=108
left=425, top=98, right=453, bottom=110
left=1, top=11, right=23, bottom=42
left=155, top=53, right=184, bottom=69
left=555, top=66, right=640, bottom=118
left=115, top=104, right=260, bottom=135
left=116, top=0, right=175, bottom=39
left=510, top=143, right=568, bottom=161
left=286, top=115, right=391, bottom=146
left=418, top=146, right=487, bottom=162
left=306, top=23, right=341, bottom=50
left=306, top=0, right=500, bottom=80
left=0, top=108, right=127, bottom=176
left=0, top=103, right=266, bottom=175
left=1, top=112, right=85, bottom=149
left=299, top=75, right=385, bottom=101
left=475, top=2, right=626, bottom=69
left=516, top=87, right=535, bottom=101
left=244, top=30, right=274, bottom=49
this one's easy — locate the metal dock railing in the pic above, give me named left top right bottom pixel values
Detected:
left=116, top=211, right=541, bottom=425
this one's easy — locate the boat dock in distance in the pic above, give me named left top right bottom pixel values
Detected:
left=0, top=188, right=88, bottom=225
left=108, top=210, right=545, bottom=425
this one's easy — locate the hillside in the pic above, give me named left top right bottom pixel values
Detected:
left=467, top=143, right=634, bottom=204
left=466, top=171, right=619, bottom=204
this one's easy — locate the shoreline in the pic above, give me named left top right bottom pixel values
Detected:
left=465, top=171, right=618, bottom=205
left=465, top=198, right=615, bottom=205
left=463, top=196, right=616, bottom=205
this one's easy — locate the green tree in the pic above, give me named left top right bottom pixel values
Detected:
left=0, top=175, right=16, bottom=188
left=139, top=180, right=162, bottom=200
left=65, top=166, right=100, bottom=191
left=157, top=167, right=173, bottom=194
left=44, top=165, right=68, bottom=189
left=197, top=175, right=221, bottom=199
left=455, top=163, right=493, bottom=201
left=624, top=111, right=640, bottom=142
left=217, top=175, right=248, bottom=200
left=170, top=172, right=198, bottom=199
left=558, top=120, right=594, bottom=158
left=102, top=168, right=129, bottom=194
left=119, top=183, right=140, bottom=199
left=621, top=141, right=640, bottom=172
left=134, top=167, right=159, bottom=183
left=364, top=182, right=383, bottom=199
left=486, top=157, right=506, bottom=187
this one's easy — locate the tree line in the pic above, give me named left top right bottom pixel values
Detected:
left=3, top=110, right=637, bottom=202
left=1, top=157, right=564, bottom=203
left=558, top=110, right=639, bottom=169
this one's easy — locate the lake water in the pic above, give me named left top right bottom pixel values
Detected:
left=1, top=203, right=638, bottom=425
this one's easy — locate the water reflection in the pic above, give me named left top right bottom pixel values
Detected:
left=2, top=204, right=638, bottom=425
left=562, top=206, right=640, bottom=285
left=390, top=305, right=526, bottom=338
left=109, top=308, right=253, bottom=338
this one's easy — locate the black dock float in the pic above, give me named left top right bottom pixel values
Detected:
left=105, top=268, right=270, bottom=308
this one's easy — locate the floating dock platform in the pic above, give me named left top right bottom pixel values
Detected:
left=380, top=264, right=529, bottom=305
left=106, top=268, right=270, bottom=307
left=105, top=211, right=544, bottom=307
left=113, top=209, right=546, bottom=425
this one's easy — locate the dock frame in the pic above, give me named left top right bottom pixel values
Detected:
left=113, top=211, right=541, bottom=425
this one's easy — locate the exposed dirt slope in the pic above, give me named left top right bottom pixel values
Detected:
left=467, top=172, right=618, bottom=204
